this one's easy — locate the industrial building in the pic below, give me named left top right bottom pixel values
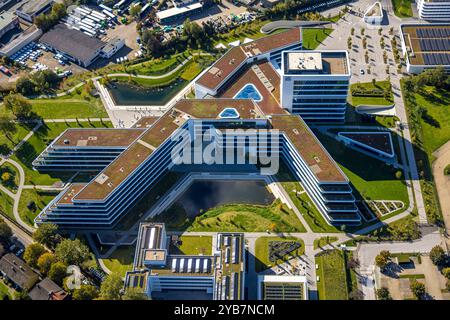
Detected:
left=15, top=0, right=54, bottom=24
left=0, top=11, right=18, bottom=39
left=400, top=23, right=450, bottom=73
left=156, top=1, right=203, bottom=25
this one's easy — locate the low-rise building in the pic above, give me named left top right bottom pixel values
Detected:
left=400, top=23, right=450, bottom=74
left=0, top=253, right=39, bottom=291
left=0, top=24, right=42, bottom=57
left=125, top=223, right=246, bottom=300
left=39, top=24, right=106, bottom=67
left=156, top=1, right=203, bottom=25
left=15, top=0, right=54, bottom=24
left=257, top=275, right=308, bottom=300
left=0, top=11, right=19, bottom=39
left=28, top=278, right=68, bottom=300
left=100, top=37, right=125, bottom=59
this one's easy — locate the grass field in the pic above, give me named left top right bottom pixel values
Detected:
left=169, top=236, right=213, bottom=256
left=316, top=250, right=349, bottom=300
left=0, top=280, right=13, bottom=300
left=0, top=162, right=19, bottom=193
left=315, top=131, right=409, bottom=205
left=313, top=236, right=339, bottom=250
left=0, top=123, right=33, bottom=156
left=277, top=162, right=341, bottom=233
left=349, top=80, right=394, bottom=107
left=18, top=189, right=58, bottom=227
left=158, top=199, right=306, bottom=233
left=0, top=189, right=14, bottom=221
left=303, top=28, right=334, bottom=50
left=127, top=52, right=189, bottom=76
left=102, top=246, right=135, bottom=277
left=392, top=0, right=413, bottom=18
left=254, top=236, right=305, bottom=272
left=11, top=120, right=112, bottom=186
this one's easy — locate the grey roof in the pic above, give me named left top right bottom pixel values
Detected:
left=28, top=278, right=68, bottom=300
left=0, top=11, right=17, bottom=30
left=16, top=0, right=53, bottom=15
left=0, top=243, right=4, bottom=258
left=0, top=253, right=39, bottom=290
left=40, top=24, right=105, bottom=63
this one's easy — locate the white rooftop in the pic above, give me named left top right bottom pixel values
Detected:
left=287, top=52, right=323, bottom=71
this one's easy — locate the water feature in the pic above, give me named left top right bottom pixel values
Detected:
left=234, top=83, right=263, bottom=102
left=174, top=180, right=274, bottom=218
left=106, top=79, right=188, bottom=106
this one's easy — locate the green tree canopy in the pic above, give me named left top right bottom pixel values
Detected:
left=0, top=220, right=12, bottom=242
left=73, top=285, right=100, bottom=300
left=376, top=287, right=392, bottom=300
left=0, top=115, right=17, bottom=140
left=55, top=239, right=90, bottom=266
left=410, top=280, right=426, bottom=300
left=37, top=252, right=57, bottom=275
left=429, top=246, right=446, bottom=266
left=122, top=287, right=148, bottom=300
left=48, top=261, right=68, bottom=286
left=99, top=273, right=123, bottom=300
left=23, top=243, right=46, bottom=268
left=33, top=223, right=59, bottom=249
left=3, top=94, right=32, bottom=119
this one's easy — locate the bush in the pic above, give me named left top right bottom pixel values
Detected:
left=429, top=246, right=446, bottom=266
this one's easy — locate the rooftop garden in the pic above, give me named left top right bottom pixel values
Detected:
left=315, top=249, right=349, bottom=300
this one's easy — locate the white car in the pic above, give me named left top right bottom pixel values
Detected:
left=360, top=68, right=365, bottom=75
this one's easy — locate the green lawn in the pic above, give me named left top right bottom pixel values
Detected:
left=0, top=189, right=14, bottom=221
left=303, top=28, right=334, bottom=50
left=277, top=162, right=341, bottom=233
left=315, top=131, right=409, bottom=205
left=0, top=280, right=13, bottom=300
left=0, top=123, right=33, bottom=156
left=18, top=189, right=58, bottom=227
left=102, top=246, right=135, bottom=277
left=157, top=199, right=307, bottom=233
left=12, top=120, right=112, bottom=186
left=254, top=236, right=305, bottom=272
left=127, top=52, right=189, bottom=75
left=169, top=236, right=212, bottom=255
left=316, top=250, right=349, bottom=300
left=313, top=236, right=339, bottom=250
left=413, top=86, right=450, bottom=156
left=0, top=162, right=19, bottom=193
left=349, top=80, right=394, bottom=107
left=391, top=0, right=413, bottom=18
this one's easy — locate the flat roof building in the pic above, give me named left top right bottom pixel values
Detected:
left=0, top=11, right=19, bottom=39
left=257, top=275, right=308, bottom=300
left=125, top=223, right=245, bottom=300
left=400, top=23, right=450, bottom=73
left=40, top=24, right=106, bottom=67
left=156, top=2, right=203, bottom=25
left=15, top=0, right=54, bottom=23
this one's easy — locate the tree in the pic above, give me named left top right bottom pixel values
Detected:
left=129, top=4, right=142, bottom=20
left=429, top=246, right=446, bottom=266
left=23, top=243, right=46, bottom=268
left=410, top=280, right=426, bottom=300
left=55, top=239, right=90, bottom=266
left=48, top=262, right=68, bottom=286
left=37, top=252, right=57, bottom=275
left=375, top=251, right=391, bottom=271
left=442, top=267, right=450, bottom=279
left=15, top=76, right=35, bottom=95
left=3, top=94, right=32, bottom=119
left=73, top=285, right=100, bottom=300
left=376, top=287, right=392, bottom=300
left=122, top=287, right=148, bottom=300
left=446, top=280, right=450, bottom=291
left=395, top=171, right=403, bottom=179
left=0, top=220, right=12, bottom=242
left=99, top=273, right=123, bottom=300
left=0, top=115, right=17, bottom=140
left=1, top=172, right=10, bottom=183
left=33, top=223, right=59, bottom=248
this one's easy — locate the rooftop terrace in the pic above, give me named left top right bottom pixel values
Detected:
left=270, top=115, right=346, bottom=182
left=54, top=129, right=144, bottom=147
left=283, top=51, right=349, bottom=75
left=196, top=28, right=302, bottom=91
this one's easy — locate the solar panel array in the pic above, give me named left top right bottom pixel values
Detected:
left=423, top=53, right=450, bottom=65
left=419, top=38, right=450, bottom=51
left=416, top=27, right=450, bottom=38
